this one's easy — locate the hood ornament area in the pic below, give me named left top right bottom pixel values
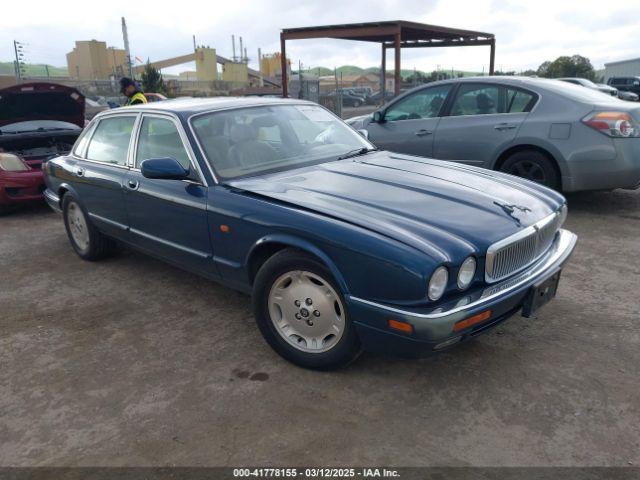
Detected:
left=493, top=201, right=532, bottom=226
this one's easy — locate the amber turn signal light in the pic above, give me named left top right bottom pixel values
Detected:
left=220, top=224, right=231, bottom=233
left=453, top=310, right=492, bottom=332
left=388, top=319, right=414, bottom=334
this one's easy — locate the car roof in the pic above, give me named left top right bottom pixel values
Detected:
left=100, top=96, right=315, bottom=119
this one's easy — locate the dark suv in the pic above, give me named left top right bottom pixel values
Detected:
left=607, top=77, right=640, bottom=96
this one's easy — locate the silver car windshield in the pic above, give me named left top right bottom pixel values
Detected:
left=190, top=104, right=372, bottom=180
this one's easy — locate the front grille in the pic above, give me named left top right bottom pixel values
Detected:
left=485, top=212, right=561, bottom=283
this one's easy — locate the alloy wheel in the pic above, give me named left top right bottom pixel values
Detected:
left=268, top=270, right=345, bottom=353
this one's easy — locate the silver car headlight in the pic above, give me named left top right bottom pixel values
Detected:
left=0, top=153, right=29, bottom=172
left=428, top=266, right=449, bottom=301
left=558, top=204, right=568, bottom=228
left=457, top=256, right=476, bottom=290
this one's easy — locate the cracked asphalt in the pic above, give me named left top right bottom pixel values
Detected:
left=1, top=188, right=639, bottom=467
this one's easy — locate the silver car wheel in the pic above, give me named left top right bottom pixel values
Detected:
left=508, top=160, right=547, bottom=184
left=67, top=201, right=90, bottom=251
left=268, top=270, right=345, bottom=353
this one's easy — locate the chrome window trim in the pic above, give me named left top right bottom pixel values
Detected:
left=485, top=210, right=560, bottom=284
left=130, top=112, right=208, bottom=187
left=79, top=112, right=140, bottom=168
left=72, top=120, right=98, bottom=158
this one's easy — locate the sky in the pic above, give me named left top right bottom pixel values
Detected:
left=1, top=0, right=639, bottom=75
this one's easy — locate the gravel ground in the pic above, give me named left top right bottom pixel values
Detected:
left=1, top=188, right=639, bottom=467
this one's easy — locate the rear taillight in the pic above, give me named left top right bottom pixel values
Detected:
left=582, top=111, right=640, bottom=138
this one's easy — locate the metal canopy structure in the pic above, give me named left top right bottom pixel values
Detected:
left=280, top=20, right=495, bottom=98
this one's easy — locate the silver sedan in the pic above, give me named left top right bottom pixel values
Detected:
left=347, top=76, right=640, bottom=192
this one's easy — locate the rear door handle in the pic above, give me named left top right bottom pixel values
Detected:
left=415, top=129, right=433, bottom=137
left=76, top=167, right=85, bottom=176
left=494, top=123, right=517, bottom=131
left=126, top=179, right=139, bottom=191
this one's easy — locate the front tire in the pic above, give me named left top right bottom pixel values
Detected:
left=62, top=194, right=114, bottom=261
left=252, top=249, right=362, bottom=370
left=499, top=150, right=560, bottom=190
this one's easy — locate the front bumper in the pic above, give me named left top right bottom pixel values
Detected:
left=347, top=229, right=578, bottom=357
left=0, top=170, right=45, bottom=206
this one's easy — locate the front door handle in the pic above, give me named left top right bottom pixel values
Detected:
left=415, top=129, right=433, bottom=137
left=494, top=123, right=517, bottom=131
left=76, top=167, right=85, bottom=177
left=126, top=179, right=139, bottom=191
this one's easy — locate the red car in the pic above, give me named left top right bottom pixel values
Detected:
left=0, top=82, right=84, bottom=214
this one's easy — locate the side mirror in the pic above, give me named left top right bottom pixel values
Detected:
left=140, top=157, right=189, bottom=180
left=372, top=111, right=385, bottom=123
left=357, top=129, right=369, bottom=139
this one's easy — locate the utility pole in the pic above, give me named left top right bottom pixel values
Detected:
left=193, top=35, right=197, bottom=52
left=121, top=17, right=133, bottom=77
left=13, top=40, right=24, bottom=82
left=232, top=35, right=237, bottom=62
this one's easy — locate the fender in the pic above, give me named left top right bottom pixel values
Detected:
left=246, top=233, right=349, bottom=294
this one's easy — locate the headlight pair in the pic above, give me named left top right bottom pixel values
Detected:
left=428, top=256, right=477, bottom=301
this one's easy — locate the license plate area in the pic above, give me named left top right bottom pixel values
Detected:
left=522, top=269, right=561, bottom=317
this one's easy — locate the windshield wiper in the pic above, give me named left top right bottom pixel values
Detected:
left=336, top=147, right=377, bottom=161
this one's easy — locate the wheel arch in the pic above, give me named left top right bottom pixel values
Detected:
left=56, top=182, right=80, bottom=208
left=493, top=143, right=565, bottom=189
left=246, top=234, right=349, bottom=294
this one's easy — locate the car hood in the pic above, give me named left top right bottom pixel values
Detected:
left=228, top=151, right=565, bottom=261
left=345, top=114, right=370, bottom=128
left=0, top=82, right=85, bottom=129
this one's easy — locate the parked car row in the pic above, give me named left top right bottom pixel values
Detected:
left=4, top=76, right=637, bottom=370
left=347, top=76, right=640, bottom=192
left=41, top=97, right=577, bottom=369
left=607, top=76, right=640, bottom=101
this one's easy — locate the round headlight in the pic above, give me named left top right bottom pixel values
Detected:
left=457, top=256, right=476, bottom=290
left=428, top=266, right=448, bottom=301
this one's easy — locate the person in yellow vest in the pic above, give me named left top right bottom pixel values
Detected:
left=119, top=77, right=147, bottom=106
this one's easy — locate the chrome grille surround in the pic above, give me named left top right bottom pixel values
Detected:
left=485, top=211, right=562, bottom=283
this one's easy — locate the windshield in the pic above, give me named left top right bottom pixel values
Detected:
left=190, top=104, right=373, bottom=181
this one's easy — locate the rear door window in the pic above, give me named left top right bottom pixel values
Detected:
left=506, top=88, right=537, bottom=113
left=86, top=116, right=136, bottom=166
left=449, top=84, right=504, bottom=116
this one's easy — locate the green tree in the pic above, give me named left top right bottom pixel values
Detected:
left=141, top=61, right=165, bottom=93
left=536, top=55, right=595, bottom=80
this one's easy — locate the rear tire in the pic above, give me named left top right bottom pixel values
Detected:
left=252, top=249, right=362, bottom=370
left=62, top=193, right=115, bottom=261
left=499, top=150, right=560, bottom=190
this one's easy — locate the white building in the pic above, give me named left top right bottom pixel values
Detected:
left=604, top=58, right=640, bottom=81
